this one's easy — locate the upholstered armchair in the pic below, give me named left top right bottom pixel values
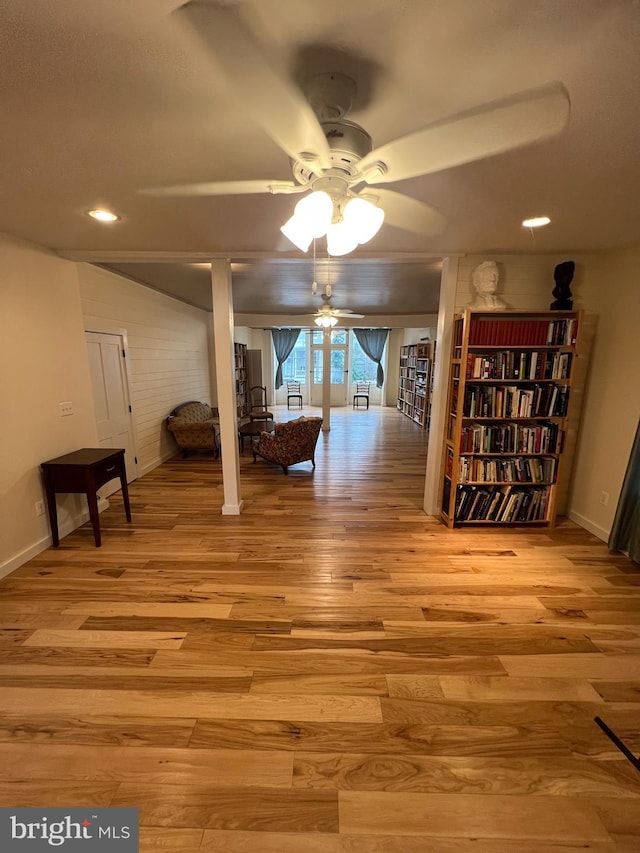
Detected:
left=252, top=416, right=322, bottom=474
left=166, top=401, right=220, bottom=458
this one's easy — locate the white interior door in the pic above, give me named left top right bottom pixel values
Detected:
left=86, top=332, right=138, bottom=494
left=310, top=329, right=349, bottom=407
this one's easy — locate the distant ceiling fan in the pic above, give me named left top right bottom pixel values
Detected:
left=310, top=249, right=364, bottom=327
left=312, top=294, right=365, bottom=328
left=144, top=2, right=571, bottom=255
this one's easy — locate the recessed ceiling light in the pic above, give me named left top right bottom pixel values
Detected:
left=87, top=209, right=120, bottom=222
left=522, top=216, right=551, bottom=228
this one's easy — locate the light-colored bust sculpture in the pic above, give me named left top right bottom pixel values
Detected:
left=467, top=260, right=507, bottom=311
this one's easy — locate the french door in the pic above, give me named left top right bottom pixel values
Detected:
left=310, top=328, right=349, bottom=406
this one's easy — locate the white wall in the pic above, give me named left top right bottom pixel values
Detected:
left=455, top=254, right=582, bottom=312
left=569, top=248, right=640, bottom=539
left=78, top=265, right=213, bottom=474
left=0, top=234, right=99, bottom=574
left=1, top=237, right=216, bottom=576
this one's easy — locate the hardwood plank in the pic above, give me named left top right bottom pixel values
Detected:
left=0, top=715, right=196, bottom=747
left=249, top=633, right=598, bottom=655
left=139, top=827, right=204, bottom=851
left=0, top=743, right=293, bottom=786
left=293, top=752, right=640, bottom=796
left=153, top=648, right=507, bottom=676
left=338, top=791, right=612, bottom=839
left=190, top=719, right=570, bottom=758
left=435, top=675, right=604, bottom=703
left=0, top=688, right=383, bottom=722
left=22, top=629, right=186, bottom=649
left=0, top=780, right=119, bottom=807
left=63, top=603, right=233, bottom=618
left=199, top=833, right=618, bottom=853
left=500, top=654, right=640, bottom=679
left=251, top=674, right=389, bottom=696
left=111, top=784, right=339, bottom=832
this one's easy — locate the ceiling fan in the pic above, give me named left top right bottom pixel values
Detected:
left=144, top=2, right=571, bottom=254
left=313, top=297, right=365, bottom=328
left=309, top=251, right=364, bottom=327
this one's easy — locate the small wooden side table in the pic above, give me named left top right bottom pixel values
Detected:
left=238, top=419, right=275, bottom=452
left=41, top=448, right=132, bottom=547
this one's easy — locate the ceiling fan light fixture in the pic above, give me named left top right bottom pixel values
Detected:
left=280, top=214, right=314, bottom=252
left=343, top=197, right=385, bottom=244
left=295, top=190, right=334, bottom=237
left=314, top=314, right=338, bottom=328
left=326, top=220, right=359, bottom=257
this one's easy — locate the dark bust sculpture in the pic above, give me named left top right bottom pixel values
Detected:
left=551, top=260, right=575, bottom=310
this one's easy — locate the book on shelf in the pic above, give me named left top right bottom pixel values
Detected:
left=468, top=317, right=578, bottom=347
left=455, top=483, right=549, bottom=523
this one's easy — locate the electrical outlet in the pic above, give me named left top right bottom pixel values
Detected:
left=59, top=401, right=73, bottom=417
left=599, top=491, right=609, bottom=507
left=35, top=500, right=45, bottom=516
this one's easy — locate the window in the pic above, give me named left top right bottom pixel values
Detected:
left=351, top=333, right=379, bottom=383
left=311, top=329, right=346, bottom=345
left=280, top=334, right=307, bottom=384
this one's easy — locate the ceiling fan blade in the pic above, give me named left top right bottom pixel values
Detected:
left=358, top=82, right=570, bottom=184
left=176, top=2, right=331, bottom=173
left=334, top=311, right=365, bottom=318
left=140, top=179, right=299, bottom=197
left=361, top=188, right=446, bottom=236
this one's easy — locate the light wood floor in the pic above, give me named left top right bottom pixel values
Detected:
left=2, top=406, right=639, bottom=852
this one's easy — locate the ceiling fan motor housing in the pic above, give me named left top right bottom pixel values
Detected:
left=292, top=120, right=373, bottom=184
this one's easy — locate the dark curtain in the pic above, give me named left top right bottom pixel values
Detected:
left=271, top=328, right=301, bottom=390
left=609, top=418, right=640, bottom=564
left=353, top=328, right=389, bottom=388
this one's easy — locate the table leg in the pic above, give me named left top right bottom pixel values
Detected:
left=120, top=473, right=132, bottom=522
left=43, top=471, right=60, bottom=548
left=86, top=482, right=102, bottom=547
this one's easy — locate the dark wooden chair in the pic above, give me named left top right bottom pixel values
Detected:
left=353, top=382, right=370, bottom=409
left=287, top=381, right=303, bottom=409
left=248, top=386, right=273, bottom=421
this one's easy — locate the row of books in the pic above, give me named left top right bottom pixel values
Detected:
left=460, top=421, right=563, bottom=454
left=455, top=484, right=550, bottom=522
left=463, top=383, right=570, bottom=418
left=458, top=456, right=557, bottom=484
left=466, top=351, right=572, bottom=380
left=468, top=317, right=578, bottom=347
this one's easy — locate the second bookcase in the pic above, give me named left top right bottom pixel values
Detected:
left=440, top=310, right=584, bottom=528
left=397, top=342, right=432, bottom=429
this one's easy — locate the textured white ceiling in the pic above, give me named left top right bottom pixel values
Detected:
left=2, top=0, right=639, bottom=314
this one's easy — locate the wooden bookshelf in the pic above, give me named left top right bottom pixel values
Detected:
left=397, top=342, right=432, bottom=429
left=234, top=342, right=248, bottom=419
left=440, top=310, right=584, bottom=528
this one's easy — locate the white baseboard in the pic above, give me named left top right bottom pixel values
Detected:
left=0, top=498, right=109, bottom=580
left=568, top=509, right=609, bottom=543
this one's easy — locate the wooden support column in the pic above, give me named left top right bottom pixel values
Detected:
left=322, top=327, right=331, bottom=431
left=424, top=256, right=459, bottom=516
left=211, top=260, right=244, bottom=515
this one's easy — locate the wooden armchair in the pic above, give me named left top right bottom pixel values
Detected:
left=252, top=416, right=322, bottom=474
